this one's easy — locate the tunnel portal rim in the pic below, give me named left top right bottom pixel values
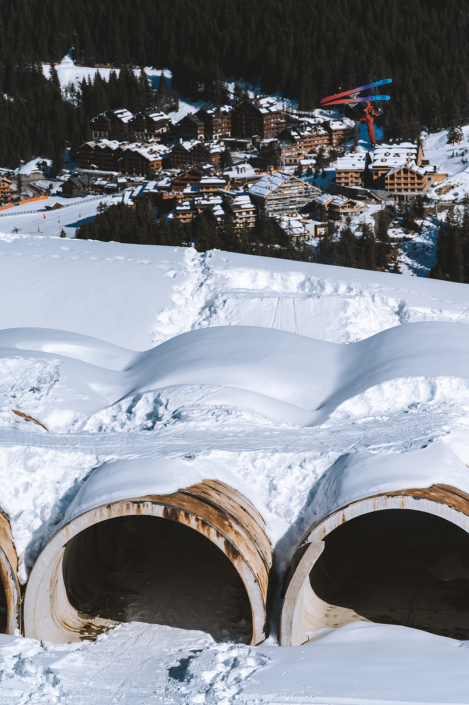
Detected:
left=280, top=486, right=469, bottom=646
left=0, top=508, right=21, bottom=636
left=24, top=485, right=271, bottom=645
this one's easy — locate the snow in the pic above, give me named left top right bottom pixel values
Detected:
left=423, top=126, right=469, bottom=201
left=243, top=622, right=469, bottom=704
left=14, top=158, right=51, bottom=176
left=0, top=193, right=121, bottom=237
left=42, top=55, right=204, bottom=125
left=249, top=171, right=290, bottom=197
left=3, top=619, right=469, bottom=702
left=3, top=235, right=469, bottom=699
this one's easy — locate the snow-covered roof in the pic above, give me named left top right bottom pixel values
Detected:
left=372, top=143, right=419, bottom=168
left=314, top=193, right=335, bottom=205
left=328, top=120, right=349, bottom=130
left=329, top=196, right=365, bottom=208
left=223, top=162, right=258, bottom=178
left=249, top=172, right=291, bottom=197
left=194, top=195, right=223, bottom=206
left=174, top=139, right=202, bottom=151
left=385, top=161, right=427, bottom=177
left=120, top=142, right=169, bottom=160
left=277, top=215, right=307, bottom=234
left=140, top=110, right=168, bottom=121
left=141, top=181, right=159, bottom=193
left=113, top=108, right=133, bottom=122
left=336, top=153, right=367, bottom=170
left=92, top=108, right=134, bottom=124
left=200, top=176, right=226, bottom=185
left=94, top=139, right=123, bottom=150
left=232, top=194, right=254, bottom=206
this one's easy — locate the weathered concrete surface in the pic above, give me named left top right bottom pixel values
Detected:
left=24, top=480, right=272, bottom=645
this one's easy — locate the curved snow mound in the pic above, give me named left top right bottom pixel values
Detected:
left=4, top=321, right=469, bottom=431
left=331, top=376, right=469, bottom=421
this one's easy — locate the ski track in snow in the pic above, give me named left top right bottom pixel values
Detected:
left=151, top=247, right=469, bottom=346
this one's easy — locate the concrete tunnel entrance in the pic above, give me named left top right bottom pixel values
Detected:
left=280, top=488, right=469, bottom=646
left=310, top=509, right=469, bottom=640
left=63, top=514, right=253, bottom=642
left=24, top=480, right=272, bottom=645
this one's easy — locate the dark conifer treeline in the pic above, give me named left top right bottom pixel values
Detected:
left=316, top=211, right=399, bottom=271
left=1, top=0, right=469, bottom=143
left=430, top=204, right=469, bottom=283
left=0, top=62, right=159, bottom=167
left=76, top=201, right=315, bottom=262
left=76, top=201, right=400, bottom=272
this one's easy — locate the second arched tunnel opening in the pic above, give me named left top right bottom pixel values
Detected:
left=310, top=509, right=469, bottom=639
left=62, top=514, right=253, bottom=643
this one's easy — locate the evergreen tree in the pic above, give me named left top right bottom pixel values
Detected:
left=51, top=150, right=64, bottom=177
left=220, top=147, right=233, bottom=169
left=430, top=205, right=465, bottom=282
left=318, top=224, right=337, bottom=265
left=374, top=209, right=393, bottom=269
left=16, top=172, right=23, bottom=197
left=156, top=72, right=172, bottom=113
left=337, top=221, right=357, bottom=268
left=356, top=223, right=376, bottom=271
left=447, top=124, right=463, bottom=145
left=233, top=81, right=243, bottom=103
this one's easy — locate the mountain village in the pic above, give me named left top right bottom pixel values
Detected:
left=0, top=88, right=452, bottom=243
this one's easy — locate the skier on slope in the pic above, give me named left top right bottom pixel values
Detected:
left=320, top=79, right=390, bottom=149
left=343, top=101, right=383, bottom=148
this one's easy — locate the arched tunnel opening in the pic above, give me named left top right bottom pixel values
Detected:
left=63, top=514, right=253, bottom=643
left=310, top=509, right=469, bottom=639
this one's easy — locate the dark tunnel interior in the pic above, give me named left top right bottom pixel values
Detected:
left=310, top=509, right=469, bottom=639
left=63, top=514, right=252, bottom=642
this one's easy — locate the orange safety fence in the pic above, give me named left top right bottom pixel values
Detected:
left=17, top=196, right=48, bottom=206
left=0, top=204, right=14, bottom=211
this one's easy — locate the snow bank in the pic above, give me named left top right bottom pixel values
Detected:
left=3, top=321, right=469, bottom=432
left=301, top=442, right=469, bottom=538
left=3, top=620, right=469, bottom=703
left=243, top=622, right=469, bottom=704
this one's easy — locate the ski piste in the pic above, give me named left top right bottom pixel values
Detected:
left=320, top=78, right=392, bottom=105
left=321, top=95, right=390, bottom=107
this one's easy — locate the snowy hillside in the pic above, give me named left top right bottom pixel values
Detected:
left=2, top=235, right=469, bottom=702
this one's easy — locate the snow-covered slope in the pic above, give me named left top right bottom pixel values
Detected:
left=2, top=237, right=469, bottom=351
left=2, top=235, right=469, bottom=702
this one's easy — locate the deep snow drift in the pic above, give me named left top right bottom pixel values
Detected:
left=2, top=237, right=469, bottom=702
left=4, top=320, right=469, bottom=433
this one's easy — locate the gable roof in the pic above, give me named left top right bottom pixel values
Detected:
left=177, top=114, right=204, bottom=127
left=249, top=172, right=316, bottom=198
left=385, top=161, right=427, bottom=177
